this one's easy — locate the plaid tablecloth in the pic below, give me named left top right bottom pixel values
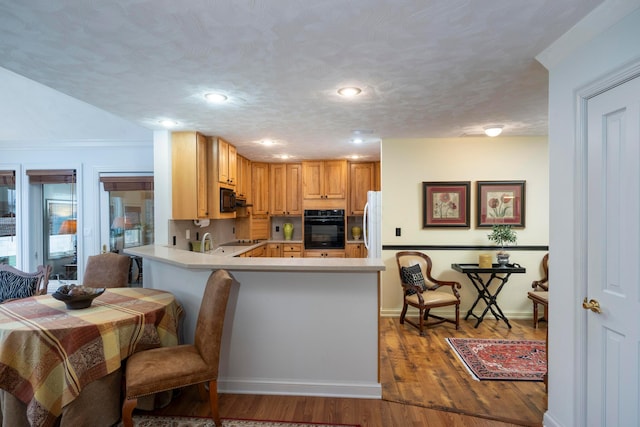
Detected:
left=0, top=288, right=182, bottom=427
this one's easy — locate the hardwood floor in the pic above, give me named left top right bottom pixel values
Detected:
left=146, top=316, right=547, bottom=427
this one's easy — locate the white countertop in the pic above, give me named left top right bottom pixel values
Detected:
left=125, top=245, right=385, bottom=272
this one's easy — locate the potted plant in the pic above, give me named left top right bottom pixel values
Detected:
left=487, top=224, right=517, bottom=266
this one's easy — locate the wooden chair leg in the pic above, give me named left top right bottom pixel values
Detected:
left=399, top=303, right=408, bottom=324
left=455, top=304, right=460, bottom=330
left=419, top=308, right=425, bottom=336
left=197, top=382, right=208, bottom=400
left=122, top=397, right=138, bottom=427
left=532, top=302, right=539, bottom=328
left=208, top=379, right=221, bottom=426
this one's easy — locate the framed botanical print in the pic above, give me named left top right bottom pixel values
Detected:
left=422, top=181, right=470, bottom=228
left=476, top=180, right=526, bottom=228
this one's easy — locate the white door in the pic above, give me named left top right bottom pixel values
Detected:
left=586, top=75, right=640, bottom=426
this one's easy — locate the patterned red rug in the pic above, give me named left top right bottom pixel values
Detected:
left=119, top=415, right=361, bottom=427
left=446, top=338, right=546, bottom=381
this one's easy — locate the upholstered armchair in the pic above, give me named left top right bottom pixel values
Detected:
left=0, top=264, right=52, bottom=303
left=121, top=269, right=234, bottom=427
left=82, top=252, right=131, bottom=288
left=528, top=253, right=549, bottom=328
left=395, top=251, right=461, bottom=336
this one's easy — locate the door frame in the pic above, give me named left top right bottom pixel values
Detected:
left=574, top=60, right=640, bottom=427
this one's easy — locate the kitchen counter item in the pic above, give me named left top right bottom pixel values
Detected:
left=283, top=223, right=294, bottom=240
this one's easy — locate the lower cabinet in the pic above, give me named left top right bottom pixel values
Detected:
left=267, top=243, right=282, bottom=257
left=283, top=243, right=302, bottom=258
left=304, top=249, right=346, bottom=258
left=346, top=243, right=367, bottom=258
left=246, top=245, right=266, bottom=257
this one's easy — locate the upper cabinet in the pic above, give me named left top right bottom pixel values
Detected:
left=236, top=155, right=251, bottom=201
left=216, top=138, right=237, bottom=187
left=270, top=163, right=302, bottom=216
left=302, top=160, right=347, bottom=201
left=171, top=131, right=212, bottom=219
left=348, top=162, right=376, bottom=215
left=251, top=162, right=270, bottom=216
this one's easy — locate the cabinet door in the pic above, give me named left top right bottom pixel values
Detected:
left=323, top=160, right=347, bottom=199
left=251, top=162, right=270, bottom=215
left=269, top=163, right=287, bottom=215
left=228, top=143, right=237, bottom=186
left=267, top=243, right=282, bottom=257
left=346, top=243, right=364, bottom=258
left=171, top=131, right=209, bottom=219
left=218, top=139, right=230, bottom=184
left=286, top=163, right=302, bottom=215
left=348, top=162, right=374, bottom=215
left=302, top=161, right=323, bottom=199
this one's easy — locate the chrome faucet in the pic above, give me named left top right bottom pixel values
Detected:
left=201, top=232, right=213, bottom=253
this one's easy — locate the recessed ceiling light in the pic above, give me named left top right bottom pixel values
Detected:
left=350, top=155, right=360, bottom=160
left=279, top=154, right=290, bottom=159
left=261, top=139, right=274, bottom=145
left=352, top=138, right=364, bottom=144
left=159, top=119, right=179, bottom=128
left=338, top=87, right=362, bottom=97
left=484, top=125, right=503, bottom=137
left=204, top=92, right=228, bottom=103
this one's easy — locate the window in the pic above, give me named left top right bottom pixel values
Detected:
left=0, top=171, right=16, bottom=266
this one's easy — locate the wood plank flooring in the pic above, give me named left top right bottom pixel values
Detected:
left=145, top=316, right=547, bottom=427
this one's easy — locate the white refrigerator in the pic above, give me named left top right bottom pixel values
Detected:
left=363, top=191, right=382, bottom=258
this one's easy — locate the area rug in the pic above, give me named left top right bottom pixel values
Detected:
left=118, top=415, right=361, bottom=427
left=446, top=338, right=546, bottom=381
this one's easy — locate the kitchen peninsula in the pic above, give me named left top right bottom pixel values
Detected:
left=125, top=244, right=385, bottom=399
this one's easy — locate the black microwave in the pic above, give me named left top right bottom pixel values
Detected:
left=220, top=187, right=237, bottom=213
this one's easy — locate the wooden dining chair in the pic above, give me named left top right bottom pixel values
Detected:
left=395, top=251, right=461, bottom=336
left=528, top=253, right=549, bottom=328
left=121, top=269, right=233, bottom=427
left=0, top=264, right=52, bottom=303
left=82, top=252, right=131, bottom=288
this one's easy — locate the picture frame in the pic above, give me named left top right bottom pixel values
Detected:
left=476, top=180, right=526, bottom=228
left=422, top=181, right=470, bottom=228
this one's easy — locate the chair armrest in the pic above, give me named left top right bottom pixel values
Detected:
left=531, top=279, right=548, bottom=291
left=428, top=278, right=462, bottom=299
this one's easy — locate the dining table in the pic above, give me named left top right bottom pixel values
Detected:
left=0, top=287, right=182, bottom=427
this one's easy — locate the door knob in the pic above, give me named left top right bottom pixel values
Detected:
left=582, top=297, right=602, bottom=314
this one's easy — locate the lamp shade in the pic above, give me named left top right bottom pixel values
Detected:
left=58, top=219, right=77, bottom=235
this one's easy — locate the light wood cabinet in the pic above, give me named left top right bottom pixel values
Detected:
left=302, top=160, right=347, bottom=200
left=304, top=249, right=346, bottom=258
left=216, top=138, right=237, bottom=186
left=236, top=155, right=251, bottom=201
left=235, top=215, right=269, bottom=241
left=267, top=243, right=282, bottom=257
left=246, top=245, right=266, bottom=257
left=251, top=162, right=270, bottom=215
left=348, top=162, right=375, bottom=215
left=171, top=131, right=212, bottom=219
left=346, top=242, right=367, bottom=258
left=282, top=243, right=302, bottom=258
left=270, top=163, right=302, bottom=215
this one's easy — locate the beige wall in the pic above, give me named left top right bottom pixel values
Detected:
left=380, top=136, right=549, bottom=320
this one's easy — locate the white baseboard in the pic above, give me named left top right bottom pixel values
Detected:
left=219, top=378, right=382, bottom=399
left=380, top=308, right=536, bottom=321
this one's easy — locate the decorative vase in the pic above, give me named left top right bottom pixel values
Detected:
left=351, top=226, right=362, bottom=240
left=283, top=223, right=294, bottom=240
left=496, top=252, right=510, bottom=267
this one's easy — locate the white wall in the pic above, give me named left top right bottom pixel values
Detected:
left=0, top=66, right=154, bottom=273
left=539, top=4, right=640, bottom=427
left=380, top=136, right=549, bottom=319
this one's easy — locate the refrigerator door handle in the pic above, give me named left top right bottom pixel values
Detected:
left=363, top=201, right=369, bottom=249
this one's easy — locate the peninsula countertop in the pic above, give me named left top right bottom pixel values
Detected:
left=125, top=245, right=385, bottom=272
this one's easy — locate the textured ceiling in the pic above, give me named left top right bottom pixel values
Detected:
left=0, top=0, right=602, bottom=161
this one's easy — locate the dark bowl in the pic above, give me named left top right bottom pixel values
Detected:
left=52, top=287, right=105, bottom=309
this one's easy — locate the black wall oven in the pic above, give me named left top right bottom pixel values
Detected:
left=304, top=209, right=345, bottom=249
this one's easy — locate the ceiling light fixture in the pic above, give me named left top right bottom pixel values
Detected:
left=261, top=139, right=274, bottom=145
left=352, top=138, right=364, bottom=144
left=484, top=125, right=504, bottom=137
left=159, top=119, right=179, bottom=128
left=204, top=92, right=228, bottom=103
left=338, top=87, right=362, bottom=97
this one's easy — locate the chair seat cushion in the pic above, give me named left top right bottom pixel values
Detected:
left=405, top=290, right=458, bottom=305
left=528, top=291, right=548, bottom=304
left=125, top=344, right=214, bottom=399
